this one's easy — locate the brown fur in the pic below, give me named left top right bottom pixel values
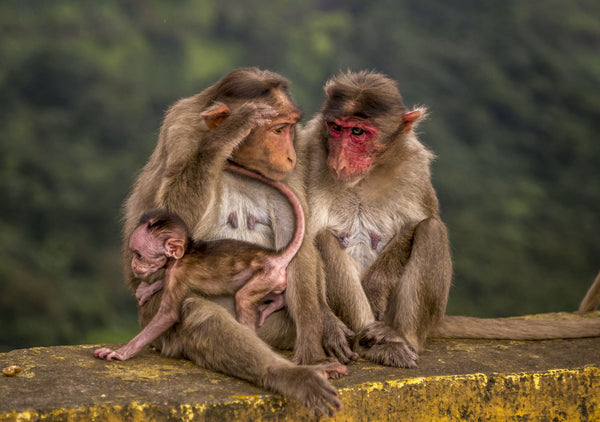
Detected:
left=120, top=68, right=345, bottom=415
left=302, top=70, right=600, bottom=368
left=578, top=271, right=600, bottom=313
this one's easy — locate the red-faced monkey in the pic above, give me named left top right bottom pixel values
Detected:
left=121, top=68, right=346, bottom=416
left=301, top=70, right=600, bottom=368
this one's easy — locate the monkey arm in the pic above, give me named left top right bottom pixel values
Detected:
left=316, top=230, right=376, bottom=333
left=156, top=103, right=277, bottom=236
left=135, top=279, right=164, bottom=306
left=94, top=297, right=180, bottom=361
left=315, top=255, right=359, bottom=366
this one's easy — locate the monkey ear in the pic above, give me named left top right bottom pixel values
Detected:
left=164, top=238, right=186, bottom=259
left=402, top=107, right=428, bottom=133
left=201, top=102, right=231, bottom=130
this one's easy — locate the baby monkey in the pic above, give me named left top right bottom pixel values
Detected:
left=95, top=164, right=304, bottom=361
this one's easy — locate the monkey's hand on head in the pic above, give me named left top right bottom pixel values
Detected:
left=208, top=102, right=278, bottom=156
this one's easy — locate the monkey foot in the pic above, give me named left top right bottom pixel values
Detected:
left=264, top=364, right=343, bottom=417
left=356, top=340, right=418, bottom=368
left=355, top=322, right=419, bottom=368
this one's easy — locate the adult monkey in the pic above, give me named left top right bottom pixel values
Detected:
left=302, top=70, right=600, bottom=368
left=122, top=68, right=346, bottom=416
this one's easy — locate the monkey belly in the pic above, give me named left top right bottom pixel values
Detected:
left=330, top=216, right=392, bottom=275
left=206, top=173, right=294, bottom=248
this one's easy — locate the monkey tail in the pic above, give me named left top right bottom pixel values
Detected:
left=430, top=314, right=600, bottom=340
left=224, top=161, right=305, bottom=263
left=578, top=271, right=600, bottom=313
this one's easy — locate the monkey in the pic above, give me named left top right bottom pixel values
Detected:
left=578, top=271, right=600, bottom=313
left=300, top=70, right=600, bottom=369
left=132, top=158, right=308, bottom=327
left=120, top=68, right=348, bottom=416
left=94, top=199, right=301, bottom=361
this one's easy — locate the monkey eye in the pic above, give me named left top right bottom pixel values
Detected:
left=272, top=125, right=285, bottom=134
left=328, top=122, right=341, bottom=133
left=134, top=251, right=142, bottom=260
left=351, top=127, right=364, bottom=136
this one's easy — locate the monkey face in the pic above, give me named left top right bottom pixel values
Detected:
left=231, top=112, right=300, bottom=181
left=129, top=228, right=168, bottom=278
left=326, top=116, right=382, bottom=183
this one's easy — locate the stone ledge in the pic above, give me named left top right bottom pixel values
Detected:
left=2, top=313, right=600, bottom=421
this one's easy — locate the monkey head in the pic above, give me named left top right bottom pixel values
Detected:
left=129, top=211, right=188, bottom=278
left=231, top=109, right=300, bottom=181
left=211, top=68, right=302, bottom=181
left=320, top=70, right=423, bottom=184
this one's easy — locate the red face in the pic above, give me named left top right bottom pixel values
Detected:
left=129, top=227, right=168, bottom=278
left=326, top=116, right=381, bottom=183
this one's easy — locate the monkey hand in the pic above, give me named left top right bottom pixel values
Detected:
left=135, top=280, right=164, bottom=306
left=321, top=308, right=359, bottom=365
left=316, top=357, right=349, bottom=380
left=224, top=102, right=278, bottom=140
left=93, top=347, right=131, bottom=361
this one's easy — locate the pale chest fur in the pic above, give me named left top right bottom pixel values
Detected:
left=317, top=185, right=427, bottom=277
left=205, top=172, right=294, bottom=250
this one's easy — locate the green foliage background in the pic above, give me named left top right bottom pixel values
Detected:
left=1, top=0, right=599, bottom=352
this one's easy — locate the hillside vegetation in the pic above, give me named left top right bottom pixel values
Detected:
left=1, top=0, right=599, bottom=351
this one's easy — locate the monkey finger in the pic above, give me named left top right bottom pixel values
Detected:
left=253, top=102, right=279, bottom=117
left=325, top=340, right=358, bottom=365
left=94, top=348, right=114, bottom=359
left=312, top=388, right=342, bottom=417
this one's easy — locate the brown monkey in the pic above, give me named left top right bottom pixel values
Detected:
left=301, top=70, right=600, bottom=368
left=95, top=201, right=300, bottom=361
left=578, top=271, right=600, bottom=313
left=133, top=159, right=308, bottom=327
left=121, top=68, right=347, bottom=416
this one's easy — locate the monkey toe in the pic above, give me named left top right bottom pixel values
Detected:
left=356, top=321, right=403, bottom=348
left=358, top=341, right=419, bottom=368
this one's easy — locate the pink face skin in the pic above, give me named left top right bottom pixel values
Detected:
left=326, top=116, right=381, bottom=183
left=129, top=227, right=168, bottom=278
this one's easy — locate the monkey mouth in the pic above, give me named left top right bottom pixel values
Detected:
left=330, top=168, right=364, bottom=186
left=227, top=159, right=290, bottom=181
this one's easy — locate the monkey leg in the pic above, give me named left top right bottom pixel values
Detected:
left=256, top=293, right=285, bottom=327
left=235, top=271, right=284, bottom=329
left=283, top=245, right=334, bottom=366
left=386, top=218, right=452, bottom=349
left=161, top=297, right=344, bottom=417
left=356, top=218, right=452, bottom=367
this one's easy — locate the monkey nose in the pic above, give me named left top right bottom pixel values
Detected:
left=333, top=165, right=346, bottom=179
left=287, top=154, right=296, bottom=168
